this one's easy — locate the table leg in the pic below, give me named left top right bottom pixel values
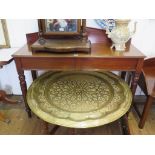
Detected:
left=120, top=71, right=126, bottom=80
left=131, top=71, right=141, bottom=96
left=31, top=70, right=37, bottom=81
left=131, top=71, right=141, bottom=113
left=123, top=71, right=140, bottom=118
left=18, top=70, right=31, bottom=117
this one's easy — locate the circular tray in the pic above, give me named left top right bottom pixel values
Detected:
left=27, top=71, right=132, bottom=128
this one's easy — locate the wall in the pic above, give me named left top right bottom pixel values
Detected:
left=0, top=19, right=38, bottom=94
left=132, top=19, right=155, bottom=57
left=7, top=19, right=38, bottom=47
left=0, top=19, right=155, bottom=95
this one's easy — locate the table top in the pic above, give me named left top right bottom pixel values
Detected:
left=12, top=28, right=145, bottom=59
left=12, top=43, right=145, bottom=59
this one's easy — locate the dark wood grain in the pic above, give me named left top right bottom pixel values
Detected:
left=139, top=96, right=154, bottom=128
left=14, top=58, right=31, bottom=117
left=26, top=32, right=39, bottom=45
left=138, top=57, right=155, bottom=128
left=0, top=58, right=13, bottom=68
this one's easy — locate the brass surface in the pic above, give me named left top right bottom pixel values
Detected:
left=27, top=71, right=132, bottom=128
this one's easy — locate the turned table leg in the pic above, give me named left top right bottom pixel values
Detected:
left=131, top=72, right=141, bottom=96
left=18, top=70, right=31, bottom=117
left=130, top=71, right=142, bottom=117
left=14, top=58, right=31, bottom=117
left=120, top=71, right=141, bottom=97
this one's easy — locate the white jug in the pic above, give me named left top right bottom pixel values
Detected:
left=106, top=20, right=137, bottom=51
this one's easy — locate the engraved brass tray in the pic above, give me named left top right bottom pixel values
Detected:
left=27, top=71, right=132, bottom=128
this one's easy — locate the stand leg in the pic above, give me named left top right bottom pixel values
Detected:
left=31, top=70, right=37, bottom=81
left=128, top=71, right=141, bottom=116
left=49, top=125, right=60, bottom=135
left=120, top=114, right=130, bottom=135
left=139, top=96, right=154, bottom=129
left=120, top=71, right=126, bottom=80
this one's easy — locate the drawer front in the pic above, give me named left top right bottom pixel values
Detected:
left=21, top=57, right=75, bottom=70
left=21, top=57, right=140, bottom=71
left=75, top=58, right=139, bottom=71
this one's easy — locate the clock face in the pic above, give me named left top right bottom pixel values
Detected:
left=94, top=19, right=115, bottom=31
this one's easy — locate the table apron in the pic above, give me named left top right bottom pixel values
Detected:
left=19, top=57, right=141, bottom=71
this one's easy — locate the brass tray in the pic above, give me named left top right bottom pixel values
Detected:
left=27, top=71, right=132, bottom=128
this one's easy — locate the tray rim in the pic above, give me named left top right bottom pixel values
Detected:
left=27, top=71, right=132, bottom=128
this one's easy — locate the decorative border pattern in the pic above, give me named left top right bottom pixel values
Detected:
left=94, top=19, right=115, bottom=31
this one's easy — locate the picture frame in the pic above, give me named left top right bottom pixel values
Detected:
left=38, top=19, right=84, bottom=36
left=31, top=19, right=91, bottom=53
left=0, top=19, right=10, bottom=48
left=38, top=19, right=87, bottom=39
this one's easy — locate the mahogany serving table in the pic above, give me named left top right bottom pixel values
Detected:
left=12, top=28, right=145, bottom=134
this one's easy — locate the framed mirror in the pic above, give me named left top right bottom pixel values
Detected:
left=0, top=19, right=10, bottom=48
left=38, top=19, right=87, bottom=39
left=31, top=19, right=90, bottom=53
left=40, top=19, right=81, bottom=35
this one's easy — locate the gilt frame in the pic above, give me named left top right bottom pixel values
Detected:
left=0, top=19, right=10, bottom=48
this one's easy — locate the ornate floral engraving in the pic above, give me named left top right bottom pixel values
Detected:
left=47, top=75, right=112, bottom=112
